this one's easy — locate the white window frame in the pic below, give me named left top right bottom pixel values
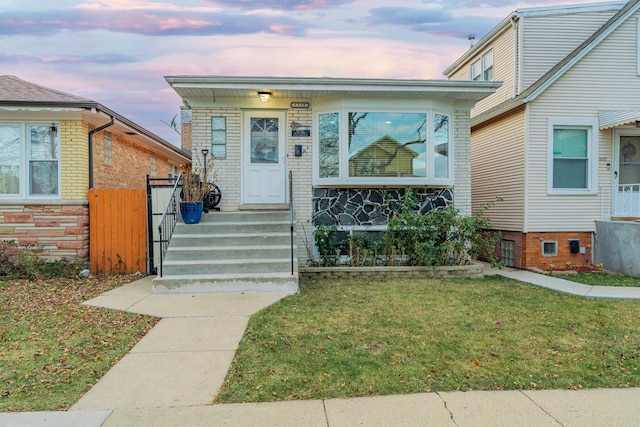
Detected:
left=0, top=122, right=61, bottom=199
left=470, top=49, right=493, bottom=81
left=211, top=116, right=227, bottom=159
left=313, top=107, right=454, bottom=186
left=547, top=118, right=598, bottom=195
left=104, top=131, right=112, bottom=165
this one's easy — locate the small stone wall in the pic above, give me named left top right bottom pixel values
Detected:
left=300, top=263, right=483, bottom=280
left=312, top=187, right=453, bottom=226
left=0, top=203, right=89, bottom=260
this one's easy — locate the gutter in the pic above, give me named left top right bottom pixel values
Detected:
left=88, top=115, right=114, bottom=189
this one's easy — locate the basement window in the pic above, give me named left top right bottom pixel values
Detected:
left=501, top=240, right=515, bottom=267
left=542, top=241, right=558, bottom=257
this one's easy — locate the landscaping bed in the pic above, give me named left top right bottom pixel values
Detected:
left=300, top=263, right=483, bottom=279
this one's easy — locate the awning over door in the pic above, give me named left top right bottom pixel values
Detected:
left=599, top=110, right=640, bottom=130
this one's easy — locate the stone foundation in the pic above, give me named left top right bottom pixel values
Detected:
left=312, top=187, right=453, bottom=226
left=0, top=203, right=89, bottom=260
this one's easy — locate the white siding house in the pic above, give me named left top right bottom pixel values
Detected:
left=444, top=0, right=640, bottom=276
left=165, top=77, right=500, bottom=263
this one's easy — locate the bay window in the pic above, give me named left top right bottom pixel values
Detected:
left=0, top=123, right=60, bottom=197
left=316, top=109, right=452, bottom=185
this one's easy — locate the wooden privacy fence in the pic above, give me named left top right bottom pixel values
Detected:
left=89, top=189, right=147, bottom=274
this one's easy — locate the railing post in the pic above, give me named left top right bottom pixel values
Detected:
left=289, top=171, right=294, bottom=276
left=146, top=175, right=155, bottom=275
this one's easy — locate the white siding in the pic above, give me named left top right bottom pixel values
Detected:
left=524, top=11, right=639, bottom=232
left=471, top=109, right=526, bottom=231
left=521, top=10, right=618, bottom=90
left=450, top=26, right=517, bottom=117
left=471, top=27, right=518, bottom=115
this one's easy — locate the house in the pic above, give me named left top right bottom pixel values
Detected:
left=443, top=0, right=640, bottom=275
left=165, top=76, right=500, bottom=263
left=349, top=135, right=419, bottom=177
left=0, top=75, right=191, bottom=264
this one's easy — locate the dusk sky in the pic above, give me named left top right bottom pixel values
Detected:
left=1, top=0, right=596, bottom=146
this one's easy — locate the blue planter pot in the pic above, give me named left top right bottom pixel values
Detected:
left=180, top=201, right=203, bottom=224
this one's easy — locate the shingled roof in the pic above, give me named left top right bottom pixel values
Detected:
left=0, top=75, right=94, bottom=104
left=0, top=75, right=190, bottom=163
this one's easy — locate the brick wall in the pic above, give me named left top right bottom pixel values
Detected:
left=0, top=203, right=89, bottom=260
left=60, top=120, right=90, bottom=200
left=191, top=107, right=242, bottom=211
left=92, top=130, right=171, bottom=189
left=287, top=108, right=313, bottom=263
left=524, top=231, right=594, bottom=270
left=493, top=230, right=595, bottom=270
left=453, top=109, right=471, bottom=216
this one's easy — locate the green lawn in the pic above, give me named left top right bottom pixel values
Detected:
left=551, top=272, right=640, bottom=287
left=215, top=276, right=640, bottom=403
left=0, top=276, right=157, bottom=412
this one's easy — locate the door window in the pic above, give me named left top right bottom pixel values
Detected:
left=250, top=118, right=279, bottom=164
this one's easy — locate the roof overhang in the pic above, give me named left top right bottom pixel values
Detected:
left=0, top=100, right=190, bottom=164
left=599, top=110, right=640, bottom=130
left=165, top=76, right=502, bottom=104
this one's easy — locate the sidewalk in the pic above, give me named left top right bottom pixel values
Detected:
left=2, top=268, right=639, bottom=426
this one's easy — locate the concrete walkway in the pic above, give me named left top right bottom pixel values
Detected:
left=2, top=268, right=640, bottom=426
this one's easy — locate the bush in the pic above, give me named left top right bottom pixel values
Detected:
left=313, top=224, right=339, bottom=266
left=0, top=241, right=84, bottom=279
left=311, top=188, right=502, bottom=267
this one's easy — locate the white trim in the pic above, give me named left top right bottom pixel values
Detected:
left=313, top=106, right=454, bottom=187
left=0, top=121, right=61, bottom=200
left=517, top=1, right=625, bottom=18
left=546, top=118, right=599, bottom=195
left=241, top=110, right=287, bottom=204
left=526, top=2, right=640, bottom=103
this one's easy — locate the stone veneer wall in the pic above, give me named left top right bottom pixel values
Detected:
left=0, top=203, right=89, bottom=260
left=312, top=187, right=453, bottom=226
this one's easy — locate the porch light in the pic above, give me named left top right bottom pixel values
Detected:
left=258, top=91, right=272, bottom=102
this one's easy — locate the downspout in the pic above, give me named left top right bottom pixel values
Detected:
left=510, top=16, right=519, bottom=98
left=88, top=115, right=114, bottom=189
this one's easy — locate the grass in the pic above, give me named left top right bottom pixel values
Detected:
left=215, top=276, right=640, bottom=403
left=0, top=275, right=158, bottom=412
left=551, top=272, right=640, bottom=287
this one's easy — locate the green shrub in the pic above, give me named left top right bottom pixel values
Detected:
left=313, top=224, right=339, bottom=266
left=311, top=189, right=502, bottom=267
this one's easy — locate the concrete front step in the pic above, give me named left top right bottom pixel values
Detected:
left=153, top=210, right=298, bottom=294
left=162, top=259, right=293, bottom=275
left=175, top=221, right=291, bottom=235
left=153, top=273, right=298, bottom=294
left=164, top=245, right=292, bottom=261
left=169, top=233, right=292, bottom=247
left=198, top=211, right=291, bottom=223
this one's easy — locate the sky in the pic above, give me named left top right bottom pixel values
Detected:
left=1, top=0, right=598, bottom=147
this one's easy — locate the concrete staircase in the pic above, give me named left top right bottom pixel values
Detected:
left=152, top=211, right=298, bottom=294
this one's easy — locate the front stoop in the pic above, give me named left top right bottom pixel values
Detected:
left=153, top=211, right=298, bottom=294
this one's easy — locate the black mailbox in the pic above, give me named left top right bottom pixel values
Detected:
left=568, top=239, right=580, bottom=254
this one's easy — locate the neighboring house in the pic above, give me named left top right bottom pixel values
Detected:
left=165, top=76, right=500, bottom=262
left=349, top=135, right=419, bottom=178
left=0, top=75, right=191, bottom=261
left=444, top=0, right=640, bottom=275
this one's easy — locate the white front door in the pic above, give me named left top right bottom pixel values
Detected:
left=613, top=133, right=640, bottom=217
left=243, top=111, right=287, bottom=204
